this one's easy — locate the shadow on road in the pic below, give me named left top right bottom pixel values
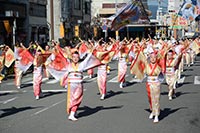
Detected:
left=0, top=106, right=43, bottom=118
left=145, top=107, right=188, bottom=121
left=125, top=81, right=138, bottom=87
left=105, top=90, right=137, bottom=99
left=21, top=83, right=33, bottom=88
left=177, top=82, right=194, bottom=88
left=159, top=107, right=188, bottom=121
left=161, top=91, right=198, bottom=98
left=78, top=105, right=123, bottom=118
left=41, top=92, right=65, bottom=99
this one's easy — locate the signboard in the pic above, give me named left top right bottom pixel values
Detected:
left=178, top=16, right=188, bottom=26
left=102, top=25, right=108, bottom=32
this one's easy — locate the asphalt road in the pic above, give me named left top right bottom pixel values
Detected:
left=0, top=56, right=200, bottom=133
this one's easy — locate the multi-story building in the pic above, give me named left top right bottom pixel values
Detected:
left=47, top=0, right=92, bottom=42
left=0, top=0, right=48, bottom=47
left=91, top=0, right=152, bottom=40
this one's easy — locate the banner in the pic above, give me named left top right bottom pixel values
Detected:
left=130, top=50, right=147, bottom=80
left=93, top=50, right=115, bottom=64
left=15, top=47, right=34, bottom=72
left=3, top=20, right=12, bottom=34
left=5, top=48, right=15, bottom=68
left=179, top=0, right=200, bottom=21
left=111, top=2, right=140, bottom=31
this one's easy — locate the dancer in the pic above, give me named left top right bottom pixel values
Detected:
left=33, top=49, right=43, bottom=100
left=165, top=50, right=177, bottom=100
left=60, top=50, right=101, bottom=121
left=145, top=52, right=162, bottom=123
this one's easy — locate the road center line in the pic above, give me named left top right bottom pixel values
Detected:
left=31, top=99, right=65, bottom=116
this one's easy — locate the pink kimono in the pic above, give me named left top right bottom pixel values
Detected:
left=97, top=64, right=107, bottom=95
left=33, top=66, right=42, bottom=97
left=61, top=53, right=101, bottom=114
left=118, top=54, right=127, bottom=83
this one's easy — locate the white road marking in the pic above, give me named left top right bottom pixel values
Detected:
left=194, top=76, right=200, bottom=85
left=178, top=76, right=185, bottom=84
left=0, top=97, right=18, bottom=104
left=129, top=78, right=143, bottom=83
left=6, top=77, right=33, bottom=85
left=42, top=89, right=67, bottom=92
left=83, top=75, right=89, bottom=79
left=31, top=99, right=65, bottom=116
left=45, top=79, right=59, bottom=84
left=0, top=90, right=20, bottom=93
left=108, top=75, right=128, bottom=83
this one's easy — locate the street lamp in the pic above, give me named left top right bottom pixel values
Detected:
left=5, top=11, right=19, bottom=46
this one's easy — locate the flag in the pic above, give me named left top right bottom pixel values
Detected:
left=36, top=45, right=45, bottom=54
left=192, top=40, right=200, bottom=54
left=93, top=50, right=115, bottom=64
left=179, top=1, right=199, bottom=21
left=3, top=20, right=12, bottom=34
left=0, top=55, right=4, bottom=72
left=35, top=53, right=51, bottom=67
left=79, top=42, right=88, bottom=59
left=174, top=53, right=183, bottom=70
left=15, top=48, right=34, bottom=72
left=83, top=53, right=102, bottom=70
left=130, top=50, right=147, bottom=80
left=111, top=1, right=140, bottom=31
left=4, top=47, right=15, bottom=68
left=46, top=50, right=69, bottom=80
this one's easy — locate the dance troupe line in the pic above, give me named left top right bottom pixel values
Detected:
left=0, top=36, right=200, bottom=123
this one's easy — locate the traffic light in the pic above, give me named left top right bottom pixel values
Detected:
left=75, top=25, right=79, bottom=37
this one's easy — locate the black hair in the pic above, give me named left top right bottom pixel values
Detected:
left=168, top=49, right=173, bottom=53
left=72, top=51, right=79, bottom=55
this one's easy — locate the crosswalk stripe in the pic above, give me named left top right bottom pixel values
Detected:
left=194, top=76, right=200, bottom=85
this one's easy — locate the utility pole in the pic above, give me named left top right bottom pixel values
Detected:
left=50, top=0, right=54, bottom=40
left=115, top=0, right=119, bottom=40
left=13, top=17, right=16, bottom=46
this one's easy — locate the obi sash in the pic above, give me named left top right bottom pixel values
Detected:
left=68, top=71, right=83, bottom=83
left=147, top=76, right=159, bottom=83
left=166, top=67, right=175, bottom=75
left=98, top=65, right=107, bottom=70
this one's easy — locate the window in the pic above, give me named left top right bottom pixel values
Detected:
left=85, top=1, right=90, bottom=14
left=74, top=0, right=81, bottom=10
left=29, top=3, right=46, bottom=17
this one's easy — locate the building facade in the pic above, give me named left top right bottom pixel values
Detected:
left=91, top=0, right=152, bottom=40
left=47, top=0, right=92, bottom=42
left=0, top=0, right=48, bottom=47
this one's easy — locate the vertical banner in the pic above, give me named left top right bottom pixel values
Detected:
left=3, top=20, right=12, bottom=34
left=75, top=25, right=79, bottom=37
left=60, top=23, right=65, bottom=38
left=93, top=26, right=97, bottom=37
